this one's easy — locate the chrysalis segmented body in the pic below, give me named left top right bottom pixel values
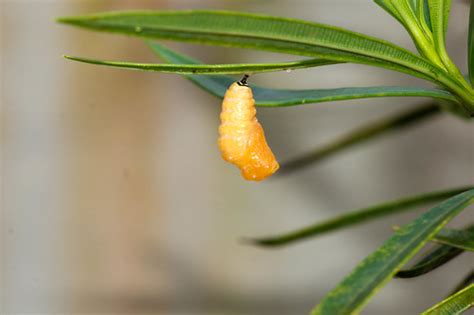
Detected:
left=218, top=76, right=279, bottom=181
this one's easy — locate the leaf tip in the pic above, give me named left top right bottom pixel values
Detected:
left=63, top=55, right=75, bottom=61
left=239, top=237, right=259, bottom=245
left=240, top=236, right=282, bottom=247
left=62, top=55, right=86, bottom=64
left=56, top=16, right=79, bottom=25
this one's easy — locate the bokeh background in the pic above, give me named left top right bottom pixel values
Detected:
left=1, top=1, right=473, bottom=314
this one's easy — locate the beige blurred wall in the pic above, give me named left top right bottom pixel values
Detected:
left=1, top=1, right=473, bottom=315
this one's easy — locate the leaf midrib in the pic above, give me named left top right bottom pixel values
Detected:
left=328, top=194, right=474, bottom=314
left=61, top=10, right=442, bottom=77
left=345, top=225, right=443, bottom=312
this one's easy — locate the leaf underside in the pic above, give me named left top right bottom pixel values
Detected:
left=147, top=42, right=456, bottom=107
left=63, top=54, right=339, bottom=75
left=57, top=10, right=446, bottom=83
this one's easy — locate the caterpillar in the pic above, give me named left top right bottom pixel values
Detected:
left=218, top=75, right=279, bottom=181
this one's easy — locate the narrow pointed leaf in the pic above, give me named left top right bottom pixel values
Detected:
left=248, top=187, right=472, bottom=247
left=397, top=1, right=435, bottom=54
left=374, top=0, right=406, bottom=25
left=311, top=189, right=474, bottom=315
left=395, top=244, right=464, bottom=278
left=418, top=0, right=434, bottom=32
left=374, top=0, right=426, bottom=39
left=428, top=0, right=451, bottom=43
left=408, top=0, right=419, bottom=11
left=421, top=284, right=474, bottom=315
left=57, top=10, right=449, bottom=84
left=376, top=0, right=441, bottom=67
left=63, top=54, right=338, bottom=75
left=428, top=0, right=454, bottom=72
left=278, top=104, right=440, bottom=174
left=469, top=0, right=474, bottom=85
left=432, top=227, right=474, bottom=251
left=396, top=224, right=474, bottom=278
left=423, top=0, right=433, bottom=31
left=148, top=42, right=457, bottom=107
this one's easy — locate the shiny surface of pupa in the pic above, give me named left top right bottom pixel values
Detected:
left=218, top=80, right=279, bottom=181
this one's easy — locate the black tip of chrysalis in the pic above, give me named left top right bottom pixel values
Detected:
left=238, top=74, right=250, bottom=86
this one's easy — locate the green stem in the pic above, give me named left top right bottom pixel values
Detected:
left=436, top=74, right=474, bottom=114
left=386, top=0, right=474, bottom=113
left=394, top=0, right=445, bottom=68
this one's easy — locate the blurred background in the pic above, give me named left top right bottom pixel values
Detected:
left=1, top=1, right=473, bottom=314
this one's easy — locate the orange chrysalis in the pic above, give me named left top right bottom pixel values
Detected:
left=218, top=75, right=279, bottom=181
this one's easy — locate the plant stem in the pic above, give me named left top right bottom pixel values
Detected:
left=435, top=74, right=474, bottom=114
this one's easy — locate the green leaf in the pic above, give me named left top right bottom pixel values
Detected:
left=406, top=0, right=432, bottom=35
left=408, top=0, right=418, bottom=11
left=396, top=224, right=474, bottom=278
left=311, top=189, right=474, bottom=315
left=278, top=104, right=441, bottom=174
left=248, top=187, right=473, bottom=247
left=427, top=0, right=460, bottom=75
left=375, top=0, right=440, bottom=65
left=373, top=1, right=472, bottom=109
left=148, top=42, right=457, bottom=106
left=396, top=244, right=463, bottom=278
left=423, top=0, right=433, bottom=30
left=57, top=10, right=447, bottom=83
left=468, top=0, right=474, bottom=86
left=421, top=284, right=474, bottom=315
left=418, top=0, right=434, bottom=32
left=432, top=227, right=474, bottom=251
left=63, top=54, right=338, bottom=75
left=374, top=0, right=406, bottom=25
left=428, top=0, right=451, bottom=43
